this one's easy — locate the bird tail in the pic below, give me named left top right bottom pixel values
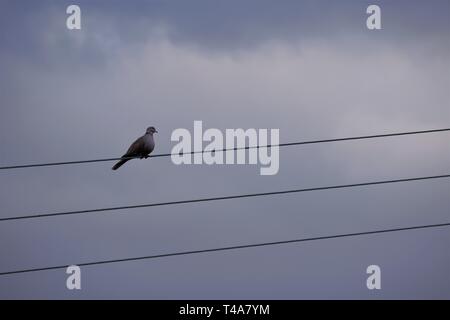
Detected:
left=112, top=158, right=129, bottom=170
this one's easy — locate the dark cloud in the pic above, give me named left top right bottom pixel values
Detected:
left=1, top=0, right=449, bottom=64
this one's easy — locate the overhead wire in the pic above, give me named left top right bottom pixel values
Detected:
left=0, top=128, right=448, bottom=170
left=1, top=174, right=449, bottom=222
left=1, top=222, right=448, bottom=276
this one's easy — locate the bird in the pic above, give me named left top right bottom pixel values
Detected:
left=112, top=126, right=158, bottom=170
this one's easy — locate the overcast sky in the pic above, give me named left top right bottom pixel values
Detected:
left=0, top=0, right=449, bottom=299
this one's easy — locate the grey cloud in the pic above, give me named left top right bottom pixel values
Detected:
left=0, top=1, right=449, bottom=298
left=1, top=0, right=449, bottom=65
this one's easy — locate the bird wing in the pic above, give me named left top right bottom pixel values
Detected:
left=122, top=136, right=145, bottom=157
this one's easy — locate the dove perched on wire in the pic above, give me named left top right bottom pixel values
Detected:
left=112, top=126, right=158, bottom=170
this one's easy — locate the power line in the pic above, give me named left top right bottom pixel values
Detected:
left=1, top=174, right=449, bottom=222
left=1, top=221, right=448, bottom=276
left=0, top=128, right=449, bottom=170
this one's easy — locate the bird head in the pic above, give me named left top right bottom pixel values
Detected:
left=146, top=126, right=158, bottom=134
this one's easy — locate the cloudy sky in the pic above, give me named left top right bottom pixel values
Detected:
left=0, top=0, right=449, bottom=299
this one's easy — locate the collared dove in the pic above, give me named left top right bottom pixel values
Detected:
left=112, top=126, right=158, bottom=170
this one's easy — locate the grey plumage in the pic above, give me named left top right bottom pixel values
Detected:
left=112, top=126, right=157, bottom=170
